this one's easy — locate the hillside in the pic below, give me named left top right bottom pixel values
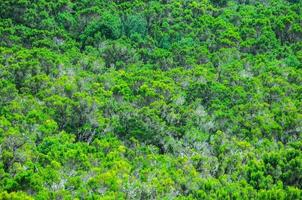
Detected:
left=0, top=0, right=302, bottom=199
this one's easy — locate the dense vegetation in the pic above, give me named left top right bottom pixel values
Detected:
left=0, top=0, right=302, bottom=199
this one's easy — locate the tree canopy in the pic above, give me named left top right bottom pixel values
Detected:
left=0, top=0, right=301, bottom=199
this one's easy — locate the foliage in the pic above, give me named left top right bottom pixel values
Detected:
left=0, top=0, right=301, bottom=199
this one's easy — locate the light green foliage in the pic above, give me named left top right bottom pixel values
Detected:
left=0, top=0, right=301, bottom=199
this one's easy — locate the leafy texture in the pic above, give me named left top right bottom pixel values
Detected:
left=0, top=0, right=301, bottom=199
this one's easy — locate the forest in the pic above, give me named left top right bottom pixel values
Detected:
left=0, top=0, right=301, bottom=199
